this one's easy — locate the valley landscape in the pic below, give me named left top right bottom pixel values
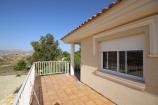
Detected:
left=0, top=50, right=32, bottom=105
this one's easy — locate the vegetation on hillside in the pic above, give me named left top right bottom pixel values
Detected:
left=13, top=60, right=26, bottom=71
left=0, top=58, right=7, bottom=65
left=0, top=51, right=32, bottom=65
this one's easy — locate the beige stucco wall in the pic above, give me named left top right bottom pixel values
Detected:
left=61, top=0, right=158, bottom=104
left=80, top=26, right=158, bottom=105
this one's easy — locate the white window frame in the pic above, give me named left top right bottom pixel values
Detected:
left=101, top=49, right=144, bottom=81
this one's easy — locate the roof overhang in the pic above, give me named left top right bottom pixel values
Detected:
left=61, top=0, right=158, bottom=43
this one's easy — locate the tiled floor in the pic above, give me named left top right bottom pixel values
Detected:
left=31, top=74, right=115, bottom=105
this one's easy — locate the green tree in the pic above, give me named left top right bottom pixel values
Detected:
left=62, top=49, right=81, bottom=71
left=14, top=60, right=26, bottom=71
left=74, top=49, right=80, bottom=71
left=62, top=51, right=70, bottom=61
left=31, top=34, right=62, bottom=62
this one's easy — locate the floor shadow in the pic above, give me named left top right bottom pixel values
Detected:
left=30, top=76, right=43, bottom=105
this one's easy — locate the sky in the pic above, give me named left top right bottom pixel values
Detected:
left=0, top=0, right=114, bottom=52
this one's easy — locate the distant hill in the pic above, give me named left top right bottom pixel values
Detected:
left=0, top=50, right=32, bottom=55
left=0, top=50, right=33, bottom=64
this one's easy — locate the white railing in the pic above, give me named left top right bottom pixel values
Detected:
left=12, top=63, right=35, bottom=105
left=12, top=61, right=70, bottom=105
left=35, top=61, right=70, bottom=76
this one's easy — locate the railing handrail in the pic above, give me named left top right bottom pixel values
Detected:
left=35, top=61, right=70, bottom=76
left=34, top=61, right=70, bottom=62
left=12, top=63, right=35, bottom=105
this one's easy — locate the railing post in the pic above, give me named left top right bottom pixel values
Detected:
left=49, top=61, right=51, bottom=74
left=64, top=61, right=66, bottom=73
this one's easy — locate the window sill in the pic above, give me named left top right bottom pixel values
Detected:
left=148, top=54, right=158, bottom=57
left=94, top=70, right=145, bottom=91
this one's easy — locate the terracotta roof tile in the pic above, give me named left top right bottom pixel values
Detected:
left=61, top=0, right=122, bottom=40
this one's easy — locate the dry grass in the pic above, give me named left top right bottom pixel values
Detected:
left=0, top=65, right=28, bottom=76
left=0, top=74, right=26, bottom=101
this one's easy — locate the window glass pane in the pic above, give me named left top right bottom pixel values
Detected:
left=103, top=52, right=107, bottom=69
left=119, top=51, right=125, bottom=73
left=127, top=50, right=143, bottom=77
left=108, top=51, right=117, bottom=71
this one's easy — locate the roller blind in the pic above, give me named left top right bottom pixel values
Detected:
left=100, top=35, right=144, bottom=51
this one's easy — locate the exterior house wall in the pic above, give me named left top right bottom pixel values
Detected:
left=80, top=22, right=158, bottom=105
left=62, top=1, right=158, bottom=104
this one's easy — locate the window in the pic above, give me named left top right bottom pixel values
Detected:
left=102, top=50, right=143, bottom=78
left=108, top=52, right=117, bottom=71
left=127, top=50, right=143, bottom=77
left=103, top=52, right=107, bottom=69
left=119, top=51, right=125, bottom=73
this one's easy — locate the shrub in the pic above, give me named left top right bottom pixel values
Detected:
left=74, top=50, right=80, bottom=71
left=14, top=60, right=26, bottom=71
left=62, top=50, right=80, bottom=71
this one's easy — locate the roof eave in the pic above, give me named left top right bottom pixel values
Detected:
left=61, top=0, right=122, bottom=41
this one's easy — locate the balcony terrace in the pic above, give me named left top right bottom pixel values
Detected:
left=12, top=61, right=115, bottom=105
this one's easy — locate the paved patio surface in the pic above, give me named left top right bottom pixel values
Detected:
left=31, top=74, right=115, bottom=105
